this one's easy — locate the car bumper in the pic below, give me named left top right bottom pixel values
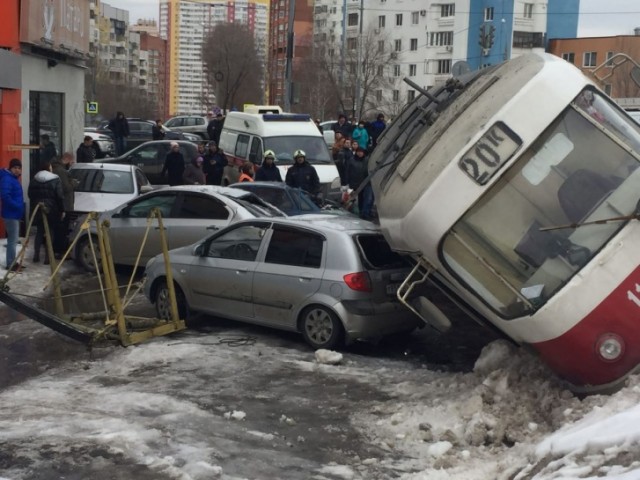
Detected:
left=333, top=300, right=421, bottom=343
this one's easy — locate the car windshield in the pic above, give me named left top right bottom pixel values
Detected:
left=70, top=168, right=134, bottom=194
left=225, top=193, right=286, bottom=217
left=264, top=136, right=332, bottom=166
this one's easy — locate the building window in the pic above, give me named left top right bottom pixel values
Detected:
left=376, top=90, right=383, bottom=102
left=606, top=51, right=615, bottom=66
left=393, top=64, right=401, bottom=77
left=583, top=51, right=597, bottom=67
left=348, top=13, right=358, bottom=27
left=437, top=59, right=451, bottom=74
left=604, top=84, right=612, bottom=95
left=409, top=64, right=417, bottom=76
left=393, top=90, right=400, bottom=101
left=524, top=3, right=533, bottom=19
left=377, top=65, right=384, bottom=76
left=562, top=52, right=575, bottom=64
left=410, top=38, right=418, bottom=51
left=378, top=15, right=386, bottom=28
left=441, top=4, right=455, bottom=17
left=396, top=13, right=403, bottom=26
left=394, top=39, right=402, bottom=51
left=484, top=7, right=494, bottom=21
left=408, top=90, right=416, bottom=101
left=512, top=31, right=544, bottom=48
left=378, top=40, right=385, bottom=52
left=430, top=31, right=453, bottom=46
left=411, top=12, right=419, bottom=24
left=347, top=37, right=357, bottom=50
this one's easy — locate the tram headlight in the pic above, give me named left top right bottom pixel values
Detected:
left=596, top=334, right=624, bottom=362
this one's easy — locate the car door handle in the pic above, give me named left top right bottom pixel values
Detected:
left=236, top=268, right=249, bottom=274
left=299, top=276, right=313, bottom=282
left=206, top=225, right=219, bottom=230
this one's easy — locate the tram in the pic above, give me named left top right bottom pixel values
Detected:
left=369, top=52, right=640, bottom=392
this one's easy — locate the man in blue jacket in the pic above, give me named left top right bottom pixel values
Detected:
left=0, top=158, right=25, bottom=271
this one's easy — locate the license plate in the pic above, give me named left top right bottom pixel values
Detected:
left=386, top=283, right=400, bottom=296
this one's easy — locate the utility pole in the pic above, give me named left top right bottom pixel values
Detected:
left=284, top=0, right=296, bottom=111
left=354, top=0, right=363, bottom=120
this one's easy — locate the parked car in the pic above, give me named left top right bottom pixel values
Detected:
left=319, top=120, right=337, bottom=146
left=96, top=140, right=200, bottom=184
left=83, top=130, right=116, bottom=158
left=144, top=215, right=421, bottom=349
left=164, top=115, right=209, bottom=140
left=72, top=185, right=285, bottom=272
left=95, top=119, right=201, bottom=151
left=230, top=181, right=349, bottom=216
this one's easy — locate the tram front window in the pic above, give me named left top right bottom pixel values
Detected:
left=442, top=89, right=640, bottom=318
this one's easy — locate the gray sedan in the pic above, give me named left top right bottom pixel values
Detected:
left=72, top=185, right=284, bottom=272
left=144, top=216, right=421, bottom=349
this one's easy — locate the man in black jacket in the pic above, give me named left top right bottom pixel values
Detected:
left=108, top=111, right=130, bottom=155
left=285, top=150, right=319, bottom=195
left=76, top=136, right=96, bottom=163
left=255, top=150, right=282, bottom=182
left=203, top=142, right=228, bottom=186
left=161, top=142, right=185, bottom=186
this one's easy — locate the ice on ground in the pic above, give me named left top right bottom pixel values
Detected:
left=315, top=349, right=343, bottom=365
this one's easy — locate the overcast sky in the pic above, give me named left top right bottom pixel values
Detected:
left=103, top=0, right=639, bottom=37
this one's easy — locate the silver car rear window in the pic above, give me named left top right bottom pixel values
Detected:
left=70, top=169, right=134, bottom=194
left=355, top=234, right=408, bottom=269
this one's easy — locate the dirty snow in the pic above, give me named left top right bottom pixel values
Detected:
left=1, top=238, right=640, bottom=479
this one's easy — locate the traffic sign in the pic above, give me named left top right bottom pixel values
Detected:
left=86, top=102, right=99, bottom=114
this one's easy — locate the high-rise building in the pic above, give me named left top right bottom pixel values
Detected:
left=160, top=0, right=269, bottom=116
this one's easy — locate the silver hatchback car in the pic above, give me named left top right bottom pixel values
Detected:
left=144, top=215, right=421, bottom=349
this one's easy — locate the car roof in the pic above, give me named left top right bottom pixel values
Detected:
left=70, top=163, right=134, bottom=172
left=238, top=214, right=380, bottom=233
left=159, top=184, right=262, bottom=199
left=231, top=181, right=298, bottom=191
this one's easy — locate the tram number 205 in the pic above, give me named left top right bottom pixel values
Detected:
left=459, top=122, right=522, bottom=185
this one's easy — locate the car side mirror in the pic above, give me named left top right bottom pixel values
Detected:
left=120, top=206, right=131, bottom=217
left=194, top=244, right=205, bottom=256
left=139, top=185, right=153, bottom=194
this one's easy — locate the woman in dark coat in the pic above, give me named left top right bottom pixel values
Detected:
left=161, top=142, right=185, bottom=186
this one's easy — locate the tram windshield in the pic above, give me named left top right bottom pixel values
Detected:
left=442, top=88, right=640, bottom=318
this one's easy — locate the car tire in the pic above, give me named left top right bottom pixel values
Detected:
left=92, top=143, right=103, bottom=159
left=75, top=235, right=101, bottom=273
left=300, top=305, right=344, bottom=350
left=154, top=279, right=188, bottom=321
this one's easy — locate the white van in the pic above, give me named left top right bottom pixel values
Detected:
left=218, top=112, right=341, bottom=201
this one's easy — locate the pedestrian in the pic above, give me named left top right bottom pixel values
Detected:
left=254, top=150, right=282, bottom=182
left=197, top=142, right=207, bottom=157
left=108, top=111, right=130, bottom=155
left=28, top=160, right=64, bottom=265
left=76, top=135, right=96, bottom=163
left=207, top=112, right=224, bottom=143
left=369, top=113, right=386, bottom=149
left=51, top=152, right=77, bottom=257
left=161, top=142, right=185, bottom=186
left=183, top=156, right=206, bottom=185
left=344, top=146, right=374, bottom=220
left=237, top=161, right=255, bottom=182
left=203, top=142, right=228, bottom=186
left=332, top=114, right=352, bottom=138
left=0, top=158, right=25, bottom=271
left=351, top=121, right=370, bottom=151
left=152, top=119, right=166, bottom=141
left=335, top=138, right=353, bottom=188
left=40, top=134, right=58, bottom=166
left=285, top=149, right=320, bottom=196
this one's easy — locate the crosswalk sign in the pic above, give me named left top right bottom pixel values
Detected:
left=86, top=102, right=99, bottom=114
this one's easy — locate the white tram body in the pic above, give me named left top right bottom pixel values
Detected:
left=370, top=52, right=640, bottom=392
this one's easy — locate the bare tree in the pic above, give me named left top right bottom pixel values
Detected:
left=308, top=26, right=404, bottom=121
left=202, top=24, right=263, bottom=112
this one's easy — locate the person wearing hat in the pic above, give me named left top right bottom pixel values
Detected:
left=254, top=150, right=282, bottom=182
left=183, top=156, right=206, bottom=185
left=203, top=141, right=228, bottom=186
left=161, top=142, right=185, bottom=186
left=0, top=158, right=25, bottom=271
left=285, top=149, right=320, bottom=196
left=332, top=114, right=353, bottom=138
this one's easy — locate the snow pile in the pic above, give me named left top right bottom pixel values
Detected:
left=315, top=349, right=343, bottom=365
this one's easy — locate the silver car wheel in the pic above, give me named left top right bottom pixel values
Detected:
left=155, top=280, right=187, bottom=321
left=301, top=306, right=344, bottom=350
left=75, top=235, right=100, bottom=273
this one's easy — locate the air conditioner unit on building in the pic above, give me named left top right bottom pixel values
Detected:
left=445, top=45, right=453, bottom=52
left=390, top=52, right=398, bottom=59
left=420, top=10, right=427, bottom=16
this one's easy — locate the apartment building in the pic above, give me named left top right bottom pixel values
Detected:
left=160, top=0, right=269, bottom=116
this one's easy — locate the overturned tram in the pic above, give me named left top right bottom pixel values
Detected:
left=369, top=52, right=640, bottom=393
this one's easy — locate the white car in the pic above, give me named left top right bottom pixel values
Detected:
left=319, top=120, right=337, bottom=146
left=83, top=130, right=116, bottom=158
